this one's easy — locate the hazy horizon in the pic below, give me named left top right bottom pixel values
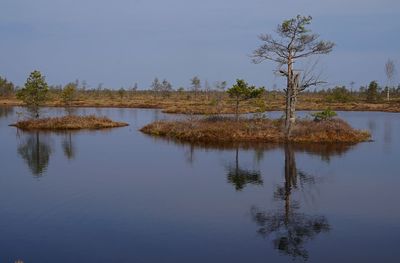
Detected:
left=1, top=0, right=399, bottom=89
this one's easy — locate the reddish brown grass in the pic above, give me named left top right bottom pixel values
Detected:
left=11, top=115, right=128, bottom=130
left=140, top=117, right=370, bottom=143
left=1, top=93, right=400, bottom=114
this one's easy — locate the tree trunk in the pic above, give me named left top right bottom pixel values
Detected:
left=286, top=73, right=300, bottom=137
left=235, top=98, right=240, bottom=121
left=285, top=61, right=293, bottom=136
left=284, top=144, right=296, bottom=225
left=285, top=59, right=297, bottom=139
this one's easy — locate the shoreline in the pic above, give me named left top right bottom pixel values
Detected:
left=1, top=99, right=400, bottom=114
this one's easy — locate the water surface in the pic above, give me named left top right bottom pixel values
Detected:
left=0, top=107, right=399, bottom=263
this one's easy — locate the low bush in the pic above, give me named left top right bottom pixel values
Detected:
left=311, top=109, right=337, bottom=121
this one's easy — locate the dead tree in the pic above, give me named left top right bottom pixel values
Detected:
left=252, top=15, right=334, bottom=137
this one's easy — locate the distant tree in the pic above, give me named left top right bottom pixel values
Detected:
left=252, top=15, right=334, bottom=137
left=177, top=87, right=185, bottom=93
left=227, top=79, right=264, bottom=121
left=204, top=80, right=212, bottom=100
left=366, top=81, right=380, bottom=103
left=128, top=82, right=138, bottom=99
left=190, top=76, right=201, bottom=95
left=214, top=81, right=228, bottom=113
left=61, top=82, right=77, bottom=107
left=349, top=81, right=356, bottom=91
left=118, top=87, right=126, bottom=100
left=0, top=76, right=15, bottom=97
left=215, top=81, right=227, bottom=92
left=385, top=59, right=396, bottom=101
left=81, top=80, right=87, bottom=90
left=151, top=77, right=162, bottom=97
left=325, top=86, right=353, bottom=103
left=160, top=79, right=173, bottom=97
left=16, top=70, right=49, bottom=118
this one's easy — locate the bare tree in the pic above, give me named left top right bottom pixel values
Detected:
left=160, top=79, right=173, bottom=97
left=204, top=80, right=211, bottom=100
left=214, top=81, right=227, bottom=113
left=190, top=76, right=201, bottom=96
left=252, top=15, right=334, bottom=137
left=151, top=77, right=162, bottom=97
left=385, top=59, right=396, bottom=101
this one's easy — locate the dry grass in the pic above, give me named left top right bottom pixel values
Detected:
left=1, top=92, right=400, bottom=114
left=140, top=117, right=371, bottom=144
left=11, top=115, right=128, bottom=130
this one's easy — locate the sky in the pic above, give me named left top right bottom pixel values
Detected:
left=1, top=0, right=399, bottom=89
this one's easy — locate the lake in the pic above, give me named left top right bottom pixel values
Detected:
left=0, top=106, right=399, bottom=263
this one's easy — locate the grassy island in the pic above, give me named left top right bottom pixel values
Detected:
left=140, top=117, right=370, bottom=144
left=11, top=115, right=128, bottom=130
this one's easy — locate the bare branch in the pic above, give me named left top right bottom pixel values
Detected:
left=298, top=59, right=326, bottom=91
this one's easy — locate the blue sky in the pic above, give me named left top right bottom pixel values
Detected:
left=1, top=0, right=399, bottom=89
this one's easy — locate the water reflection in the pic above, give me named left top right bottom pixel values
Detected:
left=184, top=144, right=195, bottom=165
left=17, top=131, right=79, bottom=176
left=17, top=132, right=52, bottom=177
left=383, top=120, right=392, bottom=153
left=165, top=141, right=349, bottom=261
left=64, top=107, right=77, bottom=116
left=367, top=119, right=377, bottom=133
left=61, top=132, right=76, bottom=160
left=0, top=106, right=14, bottom=119
left=226, top=148, right=263, bottom=191
left=251, top=144, right=330, bottom=261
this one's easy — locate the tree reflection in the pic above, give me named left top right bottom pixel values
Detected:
left=0, top=106, right=14, bottom=119
left=18, top=132, right=52, bottom=177
left=226, top=148, right=263, bottom=191
left=61, top=132, right=76, bottom=160
left=64, top=106, right=77, bottom=116
left=250, top=144, right=330, bottom=261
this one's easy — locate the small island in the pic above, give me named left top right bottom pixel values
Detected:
left=11, top=115, right=129, bottom=130
left=140, top=116, right=370, bottom=144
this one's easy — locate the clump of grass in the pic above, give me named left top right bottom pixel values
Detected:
left=140, top=117, right=370, bottom=143
left=11, top=115, right=128, bottom=130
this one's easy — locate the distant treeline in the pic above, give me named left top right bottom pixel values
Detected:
left=1, top=75, right=400, bottom=104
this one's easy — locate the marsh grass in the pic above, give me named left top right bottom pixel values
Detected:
left=140, top=117, right=370, bottom=143
left=11, top=115, right=128, bottom=130
left=2, top=92, right=399, bottom=114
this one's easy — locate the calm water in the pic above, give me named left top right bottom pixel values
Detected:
left=0, top=107, right=399, bottom=263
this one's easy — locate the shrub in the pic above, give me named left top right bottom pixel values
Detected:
left=325, top=86, right=353, bottom=103
left=366, top=81, right=381, bottom=103
left=0, top=76, right=14, bottom=97
left=227, top=79, right=264, bottom=121
left=16, top=70, right=49, bottom=118
left=61, top=83, right=77, bottom=106
left=311, top=109, right=337, bottom=122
